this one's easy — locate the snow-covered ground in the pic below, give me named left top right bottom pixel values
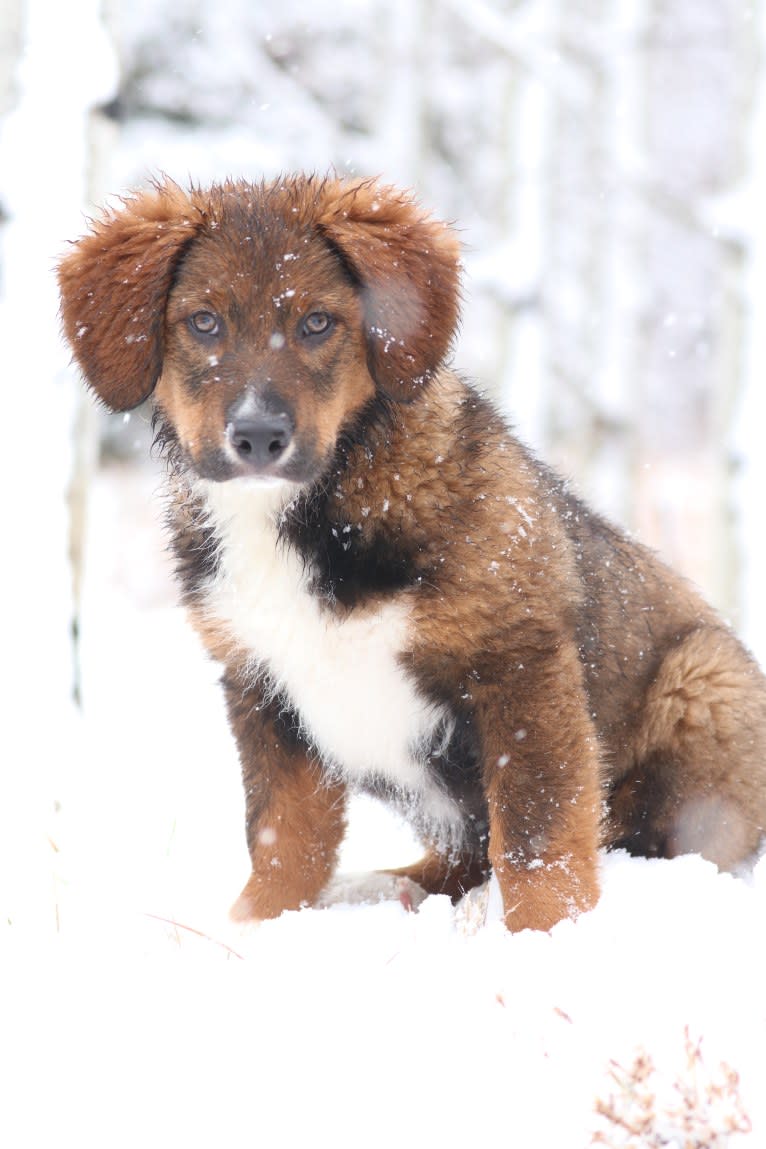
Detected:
left=2, top=452, right=764, bottom=1149
left=1, top=3, right=766, bottom=1146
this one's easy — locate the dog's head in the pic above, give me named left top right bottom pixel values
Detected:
left=58, top=175, right=461, bottom=485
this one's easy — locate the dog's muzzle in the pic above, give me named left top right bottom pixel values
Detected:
left=226, top=411, right=294, bottom=471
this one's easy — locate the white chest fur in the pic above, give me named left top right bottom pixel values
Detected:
left=198, top=480, right=456, bottom=818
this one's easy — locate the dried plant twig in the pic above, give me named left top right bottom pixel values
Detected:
left=591, top=1028, right=751, bottom=1148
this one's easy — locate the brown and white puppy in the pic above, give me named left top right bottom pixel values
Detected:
left=58, top=175, right=766, bottom=932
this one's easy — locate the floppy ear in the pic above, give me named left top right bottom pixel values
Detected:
left=57, top=182, right=204, bottom=411
left=316, top=179, right=461, bottom=400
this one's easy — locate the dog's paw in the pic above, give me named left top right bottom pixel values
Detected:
left=229, top=887, right=263, bottom=925
left=316, top=871, right=428, bottom=912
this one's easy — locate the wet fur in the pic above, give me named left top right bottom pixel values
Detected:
left=59, top=174, right=766, bottom=931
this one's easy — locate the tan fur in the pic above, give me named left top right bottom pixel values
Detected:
left=230, top=756, right=347, bottom=922
left=387, top=850, right=490, bottom=902
left=155, top=223, right=377, bottom=477
left=58, top=173, right=766, bottom=933
left=58, top=182, right=206, bottom=410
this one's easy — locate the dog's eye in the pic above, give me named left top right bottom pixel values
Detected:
left=189, top=311, right=220, bottom=336
left=301, top=312, right=333, bottom=339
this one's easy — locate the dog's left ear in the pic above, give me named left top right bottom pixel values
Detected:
left=317, top=179, right=461, bottom=400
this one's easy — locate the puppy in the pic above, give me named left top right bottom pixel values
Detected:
left=58, top=175, right=766, bottom=932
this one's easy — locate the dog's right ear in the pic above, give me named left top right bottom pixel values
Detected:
left=57, top=182, right=203, bottom=411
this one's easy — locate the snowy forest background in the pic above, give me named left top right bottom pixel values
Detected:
left=87, top=0, right=766, bottom=648
left=4, top=0, right=766, bottom=689
left=2, top=3, right=766, bottom=1147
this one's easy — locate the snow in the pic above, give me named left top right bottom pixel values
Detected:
left=4, top=578, right=766, bottom=1148
left=3, top=401, right=765, bottom=1149
left=2, top=3, right=766, bottom=1146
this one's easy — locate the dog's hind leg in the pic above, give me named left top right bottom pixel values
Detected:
left=384, top=847, right=490, bottom=902
left=315, top=848, right=489, bottom=912
left=611, top=626, right=766, bottom=869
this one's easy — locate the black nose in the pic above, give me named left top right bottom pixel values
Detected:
left=228, top=413, right=294, bottom=468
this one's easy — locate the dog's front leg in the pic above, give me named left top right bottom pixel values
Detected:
left=222, top=679, right=348, bottom=923
left=476, top=638, right=602, bottom=932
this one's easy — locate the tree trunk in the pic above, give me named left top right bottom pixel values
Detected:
left=737, top=0, right=766, bottom=656
left=0, top=0, right=117, bottom=930
left=632, top=0, right=756, bottom=622
left=543, top=0, right=620, bottom=516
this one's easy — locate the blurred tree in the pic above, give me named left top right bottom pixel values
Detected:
left=0, top=0, right=21, bottom=123
left=631, top=0, right=756, bottom=619
left=0, top=0, right=116, bottom=925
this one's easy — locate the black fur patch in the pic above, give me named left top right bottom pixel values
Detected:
left=282, top=502, right=421, bottom=607
left=166, top=496, right=221, bottom=604
left=280, top=396, right=423, bottom=608
left=358, top=705, right=488, bottom=860
left=424, top=709, right=485, bottom=814
left=223, top=673, right=308, bottom=757
left=153, top=414, right=221, bottom=600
